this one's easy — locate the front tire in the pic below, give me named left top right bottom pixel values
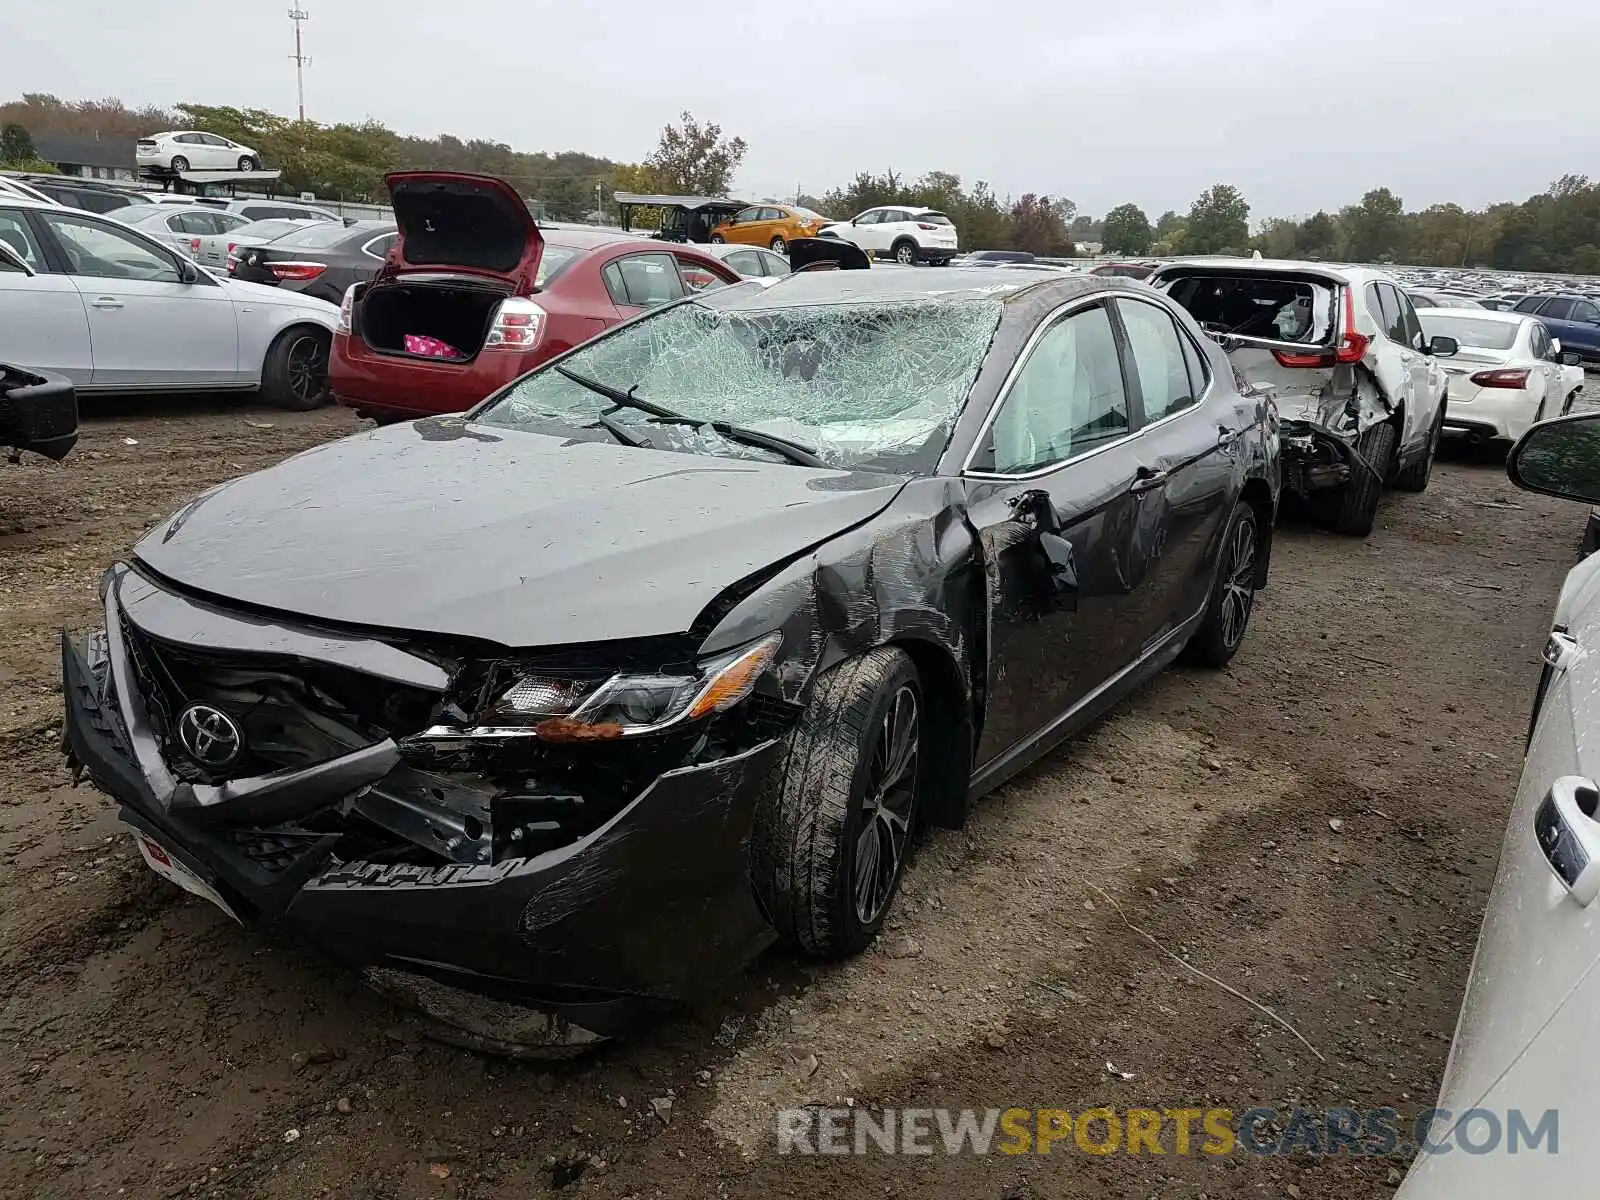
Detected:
left=770, top=235, right=788, bottom=254
left=1184, top=502, right=1261, bottom=667
left=893, top=240, right=918, bottom=266
left=1564, top=388, right=1581, bottom=416
left=1394, top=403, right=1444, bottom=493
left=238, top=155, right=258, bottom=172
left=261, top=326, right=331, bottom=411
left=753, top=648, right=923, bottom=958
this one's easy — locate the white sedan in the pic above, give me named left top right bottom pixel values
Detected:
left=1419, top=308, right=1585, bottom=447
left=1399, top=411, right=1600, bottom=1198
left=136, top=131, right=263, bottom=174
left=0, top=197, right=338, bottom=410
left=110, top=204, right=252, bottom=266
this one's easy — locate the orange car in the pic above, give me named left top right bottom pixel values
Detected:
left=708, top=204, right=830, bottom=255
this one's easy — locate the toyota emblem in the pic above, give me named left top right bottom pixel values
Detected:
left=175, top=704, right=243, bottom=769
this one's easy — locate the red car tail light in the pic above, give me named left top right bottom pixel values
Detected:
left=267, top=261, right=327, bottom=282
left=917, top=222, right=939, bottom=230
left=337, top=284, right=357, bottom=335
left=1469, top=368, right=1531, bottom=389
left=485, top=297, right=547, bottom=350
left=1273, top=287, right=1370, bottom=368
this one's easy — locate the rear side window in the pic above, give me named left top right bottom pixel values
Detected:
left=362, top=233, right=398, bottom=259
left=0, top=210, right=44, bottom=269
left=1367, top=284, right=1409, bottom=344
left=676, top=256, right=726, bottom=294
left=612, top=253, right=685, bottom=307
left=1407, top=292, right=1435, bottom=308
left=724, top=249, right=760, bottom=275
left=71, top=190, right=135, bottom=215
left=914, top=211, right=954, bottom=226
left=759, top=250, right=789, bottom=276
left=1539, top=297, right=1576, bottom=321
left=1116, top=299, right=1198, bottom=422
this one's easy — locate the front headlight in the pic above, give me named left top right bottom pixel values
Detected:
left=488, top=633, right=782, bottom=741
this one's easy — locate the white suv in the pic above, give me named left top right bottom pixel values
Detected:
left=817, top=206, right=959, bottom=266
left=1149, top=259, right=1455, bottom=536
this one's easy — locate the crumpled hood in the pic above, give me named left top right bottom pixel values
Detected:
left=134, top=420, right=904, bottom=647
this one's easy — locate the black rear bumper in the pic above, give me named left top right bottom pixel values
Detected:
left=1, top=364, right=78, bottom=461
left=61, top=623, right=784, bottom=1038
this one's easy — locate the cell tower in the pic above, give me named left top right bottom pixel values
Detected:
left=287, top=7, right=311, bottom=121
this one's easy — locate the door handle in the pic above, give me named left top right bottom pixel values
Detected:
left=90, top=297, right=124, bottom=309
left=1129, top=468, right=1168, bottom=496
left=1217, top=424, right=1243, bottom=449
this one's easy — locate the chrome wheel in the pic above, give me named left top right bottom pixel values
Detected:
left=771, top=236, right=788, bottom=254
left=286, top=333, right=328, bottom=406
left=895, top=242, right=916, bottom=265
left=853, top=684, right=919, bottom=926
left=1220, top=516, right=1257, bottom=651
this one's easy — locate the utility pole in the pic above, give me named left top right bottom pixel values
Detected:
left=595, top=180, right=603, bottom=224
left=287, top=7, right=311, bottom=121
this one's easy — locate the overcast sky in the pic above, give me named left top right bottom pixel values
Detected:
left=6, top=0, right=1598, bottom=220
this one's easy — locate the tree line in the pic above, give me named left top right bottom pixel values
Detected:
left=5, top=94, right=1599, bottom=273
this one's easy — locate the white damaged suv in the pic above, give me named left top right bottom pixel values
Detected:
left=1151, top=260, right=1454, bottom=536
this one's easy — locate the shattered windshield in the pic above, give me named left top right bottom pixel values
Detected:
left=476, top=295, right=1003, bottom=473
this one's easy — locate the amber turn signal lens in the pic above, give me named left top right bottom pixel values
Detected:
left=686, top=636, right=781, bottom=720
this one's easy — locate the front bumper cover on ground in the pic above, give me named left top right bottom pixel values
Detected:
left=61, top=606, right=785, bottom=1041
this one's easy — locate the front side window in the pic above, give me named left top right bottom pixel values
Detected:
left=676, top=255, right=729, bottom=294
left=724, top=250, right=761, bottom=275
left=1572, top=300, right=1600, bottom=324
left=480, top=294, right=1003, bottom=473
left=1117, top=299, right=1198, bottom=422
left=853, top=210, right=880, bottom=225
left=979, top=305, right=1130, bottom=474
left=1529, top=323, right=1551, bottom=359
left=41, top=212, right=179, bottom=282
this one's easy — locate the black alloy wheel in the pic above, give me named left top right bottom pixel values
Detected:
left=853, top=683, right=919, bottom=926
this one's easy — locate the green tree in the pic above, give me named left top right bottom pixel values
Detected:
left=1291, top=210, right=1340, bottom=259
left=643, top=111, right=746, bottom=195
left=1251, top=217, right=1299, bottom=260
left=1341, top=187, right=1407, bottom=262
left=1184, top=184, right=1250, bottom=254
left=0, top=123, right=36, bottom=165
left=1102, top=203, right=1153, bottom=255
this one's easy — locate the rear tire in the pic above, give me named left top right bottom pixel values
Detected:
left=1184, top=502, right=1261, bottom=668
left=1564, top=389, right=1582, bottom=416
left=1395, top=404, right=1443, bottom=493
left=892, top=239, right=918, bottom=266
left=260, top=326, right=331, bottom=411
left=170, top=155, right=190, bottom=173
left=770, top=235, right=788, bottom=254
left=1319, top=420, right=1397, bottom=537
left=753, top=648, right=923, bottom=958
left=710, top=233, right=726, bottom=244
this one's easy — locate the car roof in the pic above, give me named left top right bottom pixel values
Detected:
left=540, top=228, right=724, bottom=254
left=1152, top=257, right=1400, bottom=285
left=698, top=265, right=1100, bottom=311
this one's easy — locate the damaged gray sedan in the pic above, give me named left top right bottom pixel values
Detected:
left=61, top=268, right=1279, bottom=1050
left=1150, top=260, right=1456, bottom=536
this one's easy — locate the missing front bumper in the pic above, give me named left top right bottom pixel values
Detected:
left=61, top=622, right=786, bottom=1036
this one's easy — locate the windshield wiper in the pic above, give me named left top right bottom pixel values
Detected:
left=707, top=422, right=829, bottom=469
left=554, top=364, right=694, bottom=424
left=553, top=362, right=828, bottom=468
left=588, top=411, right=650, bottom=448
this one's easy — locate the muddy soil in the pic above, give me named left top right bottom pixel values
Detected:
left=0, top=399, right=1577, bottom=1199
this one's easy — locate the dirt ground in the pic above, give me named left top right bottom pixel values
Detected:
left=0, top=396, right=1580, bottom=1199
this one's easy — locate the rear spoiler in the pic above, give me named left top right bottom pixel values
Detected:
left=787, top=236, right=870, bottom=272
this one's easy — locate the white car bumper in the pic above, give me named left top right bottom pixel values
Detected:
left=1442, top=383, right=1543, bottom=442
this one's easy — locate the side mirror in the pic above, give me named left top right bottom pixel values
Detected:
left=1508, top=411, right=1600, bottom=504
left=1535, top=776, right=1600, bottom=906
left=1564, top=351, right=1584, bottom=367
left=1428, top=335, right=1458, bottom=357
left=177, top=259, right=199, bottom=284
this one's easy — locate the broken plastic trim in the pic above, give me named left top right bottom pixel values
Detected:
left=408, top=632, right=782, bottom=745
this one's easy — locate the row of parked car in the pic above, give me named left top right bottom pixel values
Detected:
left=20, top=170, right=1600, bottom=1195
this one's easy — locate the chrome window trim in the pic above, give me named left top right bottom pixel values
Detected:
left=959, top=291, right=1215, bottom=483
left=360, top=233, right=394, bottom=260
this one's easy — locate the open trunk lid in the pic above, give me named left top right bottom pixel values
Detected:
left=380, top=172, right=544, bottom=295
